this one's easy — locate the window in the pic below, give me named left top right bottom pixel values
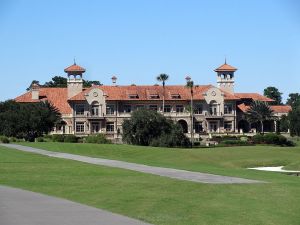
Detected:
left=224, top=121, right=232, bottom=131
left=106, top=122, right=114, bottom=132
left=123, top=105, right=131, bottom=113
left=75, top=104, right=85, bottom=115
left=76, top=122, right=84, bottom=133
left=224, top=104, right=233, bottom=114
left=149, top=105, right=158, bottom=111
left=176, top=105, right=184, bottom=113
left=135, top=105, right=145, bottom=110
left=164, top=105, right=171, bottom=113
left=195, top=122, right=203, bottom=133
left=128, top=94, right=138, bottom=99
left=171, top=94, right=181, bottom=99
left=149, top=94, right=159, bottom=99
left=106, top=105, right=115, bottom=115
left=194, top=104, right=203, bottom=114
left=91, top=105, right=99, bottom=116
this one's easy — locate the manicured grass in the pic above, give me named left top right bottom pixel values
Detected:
left=1, top=145, right=300, bottom=225
left=21, top=142, right=300, bottom=176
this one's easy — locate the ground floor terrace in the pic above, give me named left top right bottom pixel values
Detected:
left=52, top=115, right=284, bottom=140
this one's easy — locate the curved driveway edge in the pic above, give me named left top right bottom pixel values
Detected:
left=0, top=185, right=152, bottom=225
left=1, top=144, right=265, bottom=184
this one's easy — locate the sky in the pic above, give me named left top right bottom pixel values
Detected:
left=0, top=0, right=299, bottom=102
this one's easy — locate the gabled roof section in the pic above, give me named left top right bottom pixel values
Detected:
left=235, top=93, right=274, bottom=102
left=237, top=103, right=292, bottom=114
left=214, top=63, right=237, bottom=72
left=15, top=88, right=72, bottom=114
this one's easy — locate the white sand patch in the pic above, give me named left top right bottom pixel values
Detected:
left=249, top=166, right=300, bottom=173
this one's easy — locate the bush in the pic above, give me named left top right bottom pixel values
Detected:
left=85, top=134, right=111, bottom=144
left=64, top=135, right=78, bottom=143
left=0, top=136, right=10, bottom=143
left=252, top=134, right=264, bottom=144
left=9, top=137, right=17, bottom=142
left=264, top=133, right=280, bottom=145
left=36, top=137, right=44, bottom=142
left=221, top=140, right=250, bottom=146
left=52, top=134, right=65, bottom=142
left=240, top=136, right=249, bottom=142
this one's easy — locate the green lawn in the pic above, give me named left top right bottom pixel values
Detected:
left=1, top=143, right=300, bottom=224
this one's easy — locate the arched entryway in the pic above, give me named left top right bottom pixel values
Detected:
left=178, top=120, right=188, bottom=133
left=238, top=120, right=250, bottom=133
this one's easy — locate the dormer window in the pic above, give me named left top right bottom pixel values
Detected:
left=149, top=94, right=159, bottom=99
left=127, top=90, right=139, bottom=99
left=171, top=93, right=181, bottom=99
left=128, top=94, right=139, bottom=99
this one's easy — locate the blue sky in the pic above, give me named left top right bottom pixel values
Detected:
left=0, top=0, right=299, bottom=102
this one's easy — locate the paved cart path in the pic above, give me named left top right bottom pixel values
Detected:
left=1, top=144, right=265, bottom=184
left=0, top=185, right=152, bottom=225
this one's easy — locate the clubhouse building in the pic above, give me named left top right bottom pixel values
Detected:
left=15, top=62, right=291, bottom=140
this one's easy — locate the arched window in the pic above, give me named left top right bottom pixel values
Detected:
left=91, top=101, right=99, bottom=116
left=209, top=101, right=218, bottom=116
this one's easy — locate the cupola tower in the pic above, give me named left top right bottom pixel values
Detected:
left=64, top=61, right=86, bottom=99
left=214, top=60, right=237, bottom=93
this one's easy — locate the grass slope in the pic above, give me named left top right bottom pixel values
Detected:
left=1, top=145, right=300, bottom=225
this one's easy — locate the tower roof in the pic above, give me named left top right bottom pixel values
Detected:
left=214, top=63, right=237, bottom=72
left=64, top=63, right=86, bottom=74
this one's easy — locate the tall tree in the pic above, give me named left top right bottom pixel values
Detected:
left=185, top=79, right=194, bottom=147
left=288, top=107, right=300, bottom=136
left=286, top=93, right=300, bottom=109
left=246, top=101, right=274, bottom=133
left=156, top=73, right=169, bottom=114
left=263, top=86, right=282, bottom=105
left=0, top=100, right=61, bottom=141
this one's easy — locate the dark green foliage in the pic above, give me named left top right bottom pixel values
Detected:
left=288, top=107, right=300, bottom=137
left=220, top=140, right=250, bottom=146
left=27, top=76, right=101, bottom=90
left=122, top=109, right=190, bottom=147
left=85, top=134, right=111, bottom=144
left=252, top=134, right=265, bottom=144
left=150, top=123, right=190, bottom=148
left=0, top=136, right=10, bottom=143
left=252, top=133, right=294, bottom=146
left=279, top=115, right=289, bottom=132
left=286, top=93, right=300, bottom=109
left=246, top=101, right=274, bottom=133
left=52, top=134, right=65, bottom=142
left=0, top=100, right=61, bottom=140
left=64, top=135, right=78, bottom=143
left=36, top=137, right=45, bottom=142
left=263, top=86, right=282, bottom=105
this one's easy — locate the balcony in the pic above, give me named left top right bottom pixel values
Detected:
left=204, top=112, right=223, bottom=119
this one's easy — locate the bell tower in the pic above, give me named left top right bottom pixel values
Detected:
left=64, top=61, right=86, bottom=99
left=214, top=60, right=237, bottom=93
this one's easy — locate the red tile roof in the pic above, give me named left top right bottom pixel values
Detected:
left=270, top=105, right=292, bottom=114
left=237, top=103, right=292, bottom=114
left=15, top=88, right=72, bottom=114
left=68, top=85, right=240, bottom=101
left=64, top=63, right=86, bottom=73
left=235, top=93, right=274, bottom=102
left=214, top=63, right=237, bottom=72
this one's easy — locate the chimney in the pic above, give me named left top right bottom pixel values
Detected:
left=31, top=83, right=40, bottom=100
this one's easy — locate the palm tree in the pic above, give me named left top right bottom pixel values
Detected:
left=185, top=78, right=194, bottom=147
left=246, top=101, right=274, bottom=134
left=156, top=73, right=169, bottom=114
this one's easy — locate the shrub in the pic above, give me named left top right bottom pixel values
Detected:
left=252, top=134, right=264, bottom=144
left=9, top=137, right=17, bottom=142
left=86, top=134, right=111, bottom=144
left=64, top=135, right=78, bottom=143
left=36, top=137, right=44, bottom=142
left=221, top=140, right=250, bottom=146
left=264, top=133, right=280, bottom=145
left=240, top=136, right=249, bottom=142
left=0, top=136, right=10, bottom=143
left=52, top=134, right=65, bottom=142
